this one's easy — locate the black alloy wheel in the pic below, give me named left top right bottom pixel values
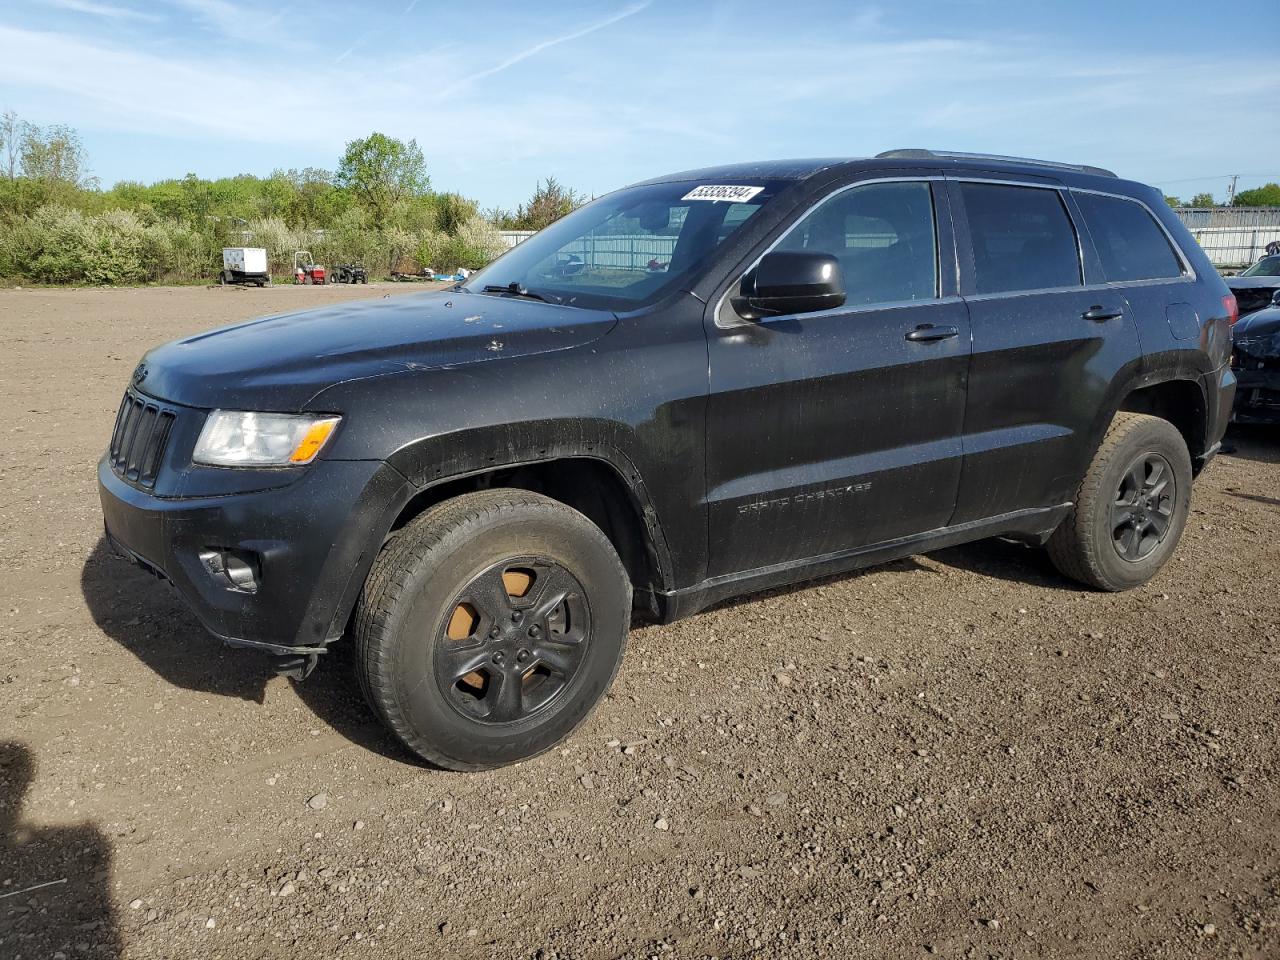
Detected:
left=434, top=558, right=591, bottom=724
left=1110, top=453, right=1175, bottom=562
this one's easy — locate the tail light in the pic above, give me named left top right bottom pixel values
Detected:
left=1224, top=293, right=1239, bottom=326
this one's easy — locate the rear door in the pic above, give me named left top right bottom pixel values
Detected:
left=703, top=174, right=971, bottom=577
left=948, top=177, right=1140, bottom=524
left=1070, top=187, right=1197, bottom=354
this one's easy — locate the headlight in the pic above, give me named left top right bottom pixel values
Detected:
left=193, top=411, right=341, bottom=467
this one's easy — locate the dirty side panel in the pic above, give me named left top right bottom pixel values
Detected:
left=321, top=296, right=712, bottom=591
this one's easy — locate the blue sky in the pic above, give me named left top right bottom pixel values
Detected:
left=1, top=0, right=1277, bottom=208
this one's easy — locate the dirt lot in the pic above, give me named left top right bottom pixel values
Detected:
left=1, top=284, right=1278, bottom=960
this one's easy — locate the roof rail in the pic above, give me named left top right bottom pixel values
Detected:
left=875, top=148, right=1117, bottom=178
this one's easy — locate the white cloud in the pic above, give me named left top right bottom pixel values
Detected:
left=38, top=0, right=162, bottom=20
left=440, top=2, right=652, bottom=96
left=0, top=6, right=1277, bottom=205
left=167, top=0, right=287, bottom=43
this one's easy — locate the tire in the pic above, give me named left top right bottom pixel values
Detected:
left=1047, top=412, right=1192, bottom=591
left=354, top=489, right=631, bottom=770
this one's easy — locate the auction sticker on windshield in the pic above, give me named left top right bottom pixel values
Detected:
left=682, top=185, right=765, bottom=202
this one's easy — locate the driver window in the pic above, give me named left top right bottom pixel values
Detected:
left=776, top=181, right=939, bottom=306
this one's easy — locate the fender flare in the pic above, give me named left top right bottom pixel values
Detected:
left=384, top=423, right=677, bottom=594
left=1089, top=367, right=1210, bottom=462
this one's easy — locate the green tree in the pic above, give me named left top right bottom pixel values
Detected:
left=1234, top=183, right=1280, bottom=207
left=20, top=122, right=93, bottom=187
left=429, top=191, right=478, bottom=235
left=335, top=132, right=429, bottom=227
left=1163, top=195, right=1182, bottom=207
left=1188, top=192, right=1216, bottom=207
left=0, top=110, right=24, bottom=179
left=499, top=177, right=585, bottom=231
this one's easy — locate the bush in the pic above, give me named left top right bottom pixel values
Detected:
left=0, top=118, right=546, bottom=284
left=423, top=217, right=508, bottom=272
left=0, top=202, right=510, bottom=285
left=0, top=204, right=222, bottom=284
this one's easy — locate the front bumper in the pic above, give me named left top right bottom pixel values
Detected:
left=98, top=457, right=413, bottom=654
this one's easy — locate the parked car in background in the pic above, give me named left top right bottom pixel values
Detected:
left=1232, top=293, right=1280, bottom=423
left=1227, top=255, right=1280, bottom=317
left=99, top=150, right=1236, bottom=770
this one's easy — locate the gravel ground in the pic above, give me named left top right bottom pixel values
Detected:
left=1, top=284, right=1278, bottom=960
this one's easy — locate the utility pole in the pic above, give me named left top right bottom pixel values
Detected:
left=1227, top=175, right=1239, bottom=206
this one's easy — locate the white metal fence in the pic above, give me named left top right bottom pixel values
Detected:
left=1172, top=207, right=1280, bottom=268
left=498, top=231, right=678, bottom=270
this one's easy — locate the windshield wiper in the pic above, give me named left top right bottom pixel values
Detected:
left=481, top=282, right=550, bottom=303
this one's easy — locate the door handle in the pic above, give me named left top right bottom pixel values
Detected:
left=1082, top=305, right=1124, bottom=322
left=905, top=323, right=960, bottom=342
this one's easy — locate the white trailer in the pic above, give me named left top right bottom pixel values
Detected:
left=220, top=247, right=270, bottom=287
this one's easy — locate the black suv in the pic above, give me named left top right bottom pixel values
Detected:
left=100, top=150, right=1237, bottom=770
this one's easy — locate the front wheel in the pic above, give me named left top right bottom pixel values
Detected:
left=354, top=490, right=631, bottom=770
left=1047, top=412, right=1192, bottom=591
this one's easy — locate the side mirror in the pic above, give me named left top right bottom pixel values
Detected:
left=731, top=250, right=846, bottom=321
left=1272, top=289, right=1280, bottom=307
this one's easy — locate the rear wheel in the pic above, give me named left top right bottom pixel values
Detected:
left=1047, top=412, right=1192, bottom=591
left=354, top=490, right=631, bottom=770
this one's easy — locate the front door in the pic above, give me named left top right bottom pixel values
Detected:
left=704, top=177, right=971, bottom=578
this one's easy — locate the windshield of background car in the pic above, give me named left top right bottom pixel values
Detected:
left=463, top=180, right=792, bottom=310
left=1241, top=257, right=1280, bottom=278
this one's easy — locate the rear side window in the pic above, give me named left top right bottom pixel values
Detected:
left=960, top=183, right=1081, bottom=294
left=1074, top=192, right=1184, bottom=282
left=775, top=181, right=938, bottom=306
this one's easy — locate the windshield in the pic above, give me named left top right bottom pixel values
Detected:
left=463, top=179, right=792, bottom=310
left=1241, top=256, right=1280, bottom=278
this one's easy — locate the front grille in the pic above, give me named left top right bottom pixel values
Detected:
left=108, top=390, right=176, bottom=488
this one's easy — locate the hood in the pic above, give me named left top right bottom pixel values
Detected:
left=1226, top=276, right=1280, bottom=290
left=1234, top=305, right=1280, bottom=342
left=134, top=290, right=617, bottom=411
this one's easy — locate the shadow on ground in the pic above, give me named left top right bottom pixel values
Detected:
left=1223, top=423, right=1279, bottom=465
left=79, top=538, right=414, bottom=766
left=0, top=742, right=120, bottom=958
left=928, top=536, right=1087, bottom=589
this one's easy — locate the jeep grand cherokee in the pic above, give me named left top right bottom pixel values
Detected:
left=99, top=149, right=1238, bottom=769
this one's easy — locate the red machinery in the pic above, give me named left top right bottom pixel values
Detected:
left=292, top=251, right=326, bottom=285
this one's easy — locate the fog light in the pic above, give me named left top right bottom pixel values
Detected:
left=199, top=548, right=260, bottom=594
left=224, top=554, right=258, bottom=592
